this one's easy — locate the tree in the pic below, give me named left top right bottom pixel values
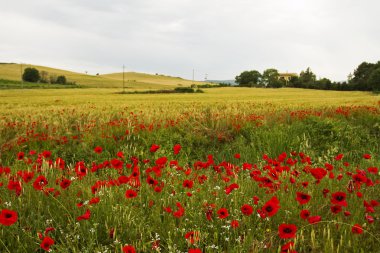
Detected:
left=56, top=75, right=67, bottom=85
left=368, top=67, right=380, bottom=91
left=298, top=67, right=316, bottom=88
left=316, top=78, right=332, bottom=90
left=235, top=70, right=262, bottom=87
left=22, top=67, right=40, bottom=83
left=261, top=68, right=282, bottom=88
left=40, top=71, right=49, bottom=83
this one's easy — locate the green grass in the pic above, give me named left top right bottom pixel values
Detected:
left=0, top=63, right=208, bottom=89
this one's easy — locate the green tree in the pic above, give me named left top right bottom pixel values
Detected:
left=298, top=67, right=316, bottom=88
left=235, top=70, right=262, bottom=87
left=22, top=67, right=40, bottom=83
left=261, top=68, right=282, bottom=88
left=56, top=75, right=67, bottom=85
left=368, top=67, right=380, bottom=91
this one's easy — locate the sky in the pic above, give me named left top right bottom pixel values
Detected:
left=1, top=0, right=380, bottom=81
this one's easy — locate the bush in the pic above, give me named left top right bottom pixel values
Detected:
left=56, top=75, right=67, bottom=85
left=22, top=68, right=40, bottom=83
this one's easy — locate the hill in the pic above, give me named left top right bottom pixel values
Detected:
left=0, top=63, right=207, bottom=89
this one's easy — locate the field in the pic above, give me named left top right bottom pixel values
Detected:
left=0, top=63, right=207, bottom=89
left=0, top=88, right=379, bottom=253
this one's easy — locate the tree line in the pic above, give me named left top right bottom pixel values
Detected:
left=22, top=67, right=72, bottom=85
left=235, top=61, right=380, bottom=91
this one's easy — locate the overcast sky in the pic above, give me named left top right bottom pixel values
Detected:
left=1, top=0, right=379, bottom=81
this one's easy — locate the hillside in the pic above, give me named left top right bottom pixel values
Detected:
left=0, top=63, right=207, bottom=89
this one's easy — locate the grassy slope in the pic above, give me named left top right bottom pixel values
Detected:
left=0, top=63, right=206, bottom=89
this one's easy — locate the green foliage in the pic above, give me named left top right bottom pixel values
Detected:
left=235, top=70, right=262, bottom=87
left=56, top=75, right=67, bottom=84
left=261, top=68, right=282, bottom=87
left=22, top=67, right=40, bottom=82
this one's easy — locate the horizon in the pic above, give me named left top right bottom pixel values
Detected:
left=1, top=0, right=380, bottom=81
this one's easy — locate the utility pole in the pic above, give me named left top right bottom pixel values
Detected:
left=123, top=65, right=125, bottom=93
left=20, top=63, right=23, bottom=88
left=192, top=69, right=195, bottom=84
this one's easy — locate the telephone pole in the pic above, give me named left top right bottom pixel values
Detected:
left=123, top=65, right=125, bottom=93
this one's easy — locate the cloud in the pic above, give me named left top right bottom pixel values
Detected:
left=1, top=0, right=379, bottom=80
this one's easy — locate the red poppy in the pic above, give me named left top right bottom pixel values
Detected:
left=125, top=189, right=138, bottom=199
left=188, top=249, right=202, bottom=253
left=310, top=168, right=327, bottom=180
left=33, top=175, right=48, bottom=191
left=261, top=196, right=280, bottom=217
left=330, top=205, right=342, bottom=214
left=185, top=231, right=200, bottom=244
left=334, top=154, right=344, bottom=161
left=17, top=152, right=25, bottom=160
left=183, top=180, right=194, bottom=189
left=40, top=236, right=54, bottom=251
left=296, top=192, right=311, bottom=205
left=77, top=209, right=91, bottom=221
left=278, top=223, right=297, bottom=239
left=89, top=197, right=100, bottom=205
left=234, top=153, right=241, bottom=159
left=122, top=245, right=136, bottom=253
left=0, top=209, right=18, bottom=226
left=173, top=144, right=181, bottom=155
left=331, top=192, right=347, bottom=206
left=300, top=209, right=310, bottom=219
left=217, top=208, right=229, bottom=219
left=231, top=220, right=239, bottom=228
left=150, top=144, right=160, bottom=153
left=281, top=241, right=296, bottom=253
left=241, top=204, right=253, bottom=216
left=352, top=224, right=363, bottom=234
left=94, top=146, right=103, bottom=154
left=60, top=178, right=72, bottom=190
left=308, top=215, right=321, bottom=224
left=363, top=154, right=371, bottom=159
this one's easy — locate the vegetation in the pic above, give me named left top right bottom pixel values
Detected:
left=0, top=88, right=379, bottom=252
left=22, top=67, right=40, bottom=82
left=235, top=61, right=380, bottom=92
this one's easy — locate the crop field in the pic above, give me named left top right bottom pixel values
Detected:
left=0, top=88, right=379, bottom=253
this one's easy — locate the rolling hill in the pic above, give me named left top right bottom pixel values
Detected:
left=0, top=63, right=207, bottom=89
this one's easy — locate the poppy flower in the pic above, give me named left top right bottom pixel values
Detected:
left=352, top=224, right=363, bottom=234
left=94, top=146, right=103, bottom=154
left=334, top=154, right=344, bottom=161
left=296, top=192, right=311, bottom=205
left=40, top=236, right=54, bottom=251
left=150, top=144, right=160, bottom=153
left=183, top=180, right=194, bottom=189
left=60, top=178, right=71, bottom=190
left=310, top=168, right=327, bottom=181
left=308, top=216, right=321, bottom=224
left=17, top=152, right=25, bottom=160
left=241, top=204, right=253, bottom=216
left=185, top=231, right=200, bottom=244
left=217, top=208, right=229, bottom=219
left=0, top=209, right=18, bottom=226
left=77, top=209, right=91, bottom=221
left=234, top=153, right=241, bottom=159
left=363, top=154, right=371, bottom=159
left=231, top=220, right=239, bottom=228
left=122, top=245, right=136, bottom=253
left=261, top=196, right=280, bottom=217
left=331, top=192, right=347, bottom=206
left=188, top=249, right=202, bottom=253
left=125, top=189, right=138, bottom=199
left=278, top=223, right=297, bottom=239
left=173, top=144, right=181, bottom=155
left=330, top=205, right=342, bottom=214
left=33, top=175, right=48, bottom=191
left=300, top=209, right=310, bottom=219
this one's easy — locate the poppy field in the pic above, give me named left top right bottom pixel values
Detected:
left=0, top=88, right=379, bottom=253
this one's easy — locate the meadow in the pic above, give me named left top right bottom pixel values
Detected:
left=0, top=88, right=379, bottom=253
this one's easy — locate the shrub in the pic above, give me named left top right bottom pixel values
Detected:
left=22, top=68, right=40, bottom=83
